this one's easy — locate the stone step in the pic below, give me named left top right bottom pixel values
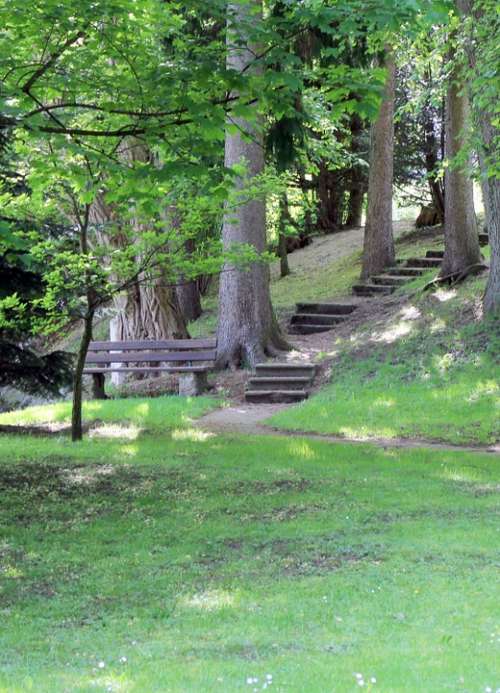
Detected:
left=245, top=389, right=309, bottom=404
left=247, top=376, right=312, bottom=391
left=255, top=363, right=316, bottom=378
left=289, top=323, right=337, bottom=335
left=371, top=274, right=409, bottom=286
left=291, top=313, right=348, bottom=326
left=352, top=283, right=396, bottom=296
left=404, top=257, right=442, bottom=268
left=426, top=250, right=445, bottom=259
left=387, top=266, right=425, bottom=277
left=479, top=233, right=489, bottom=246
left=296, top=302, right=357, bottom=315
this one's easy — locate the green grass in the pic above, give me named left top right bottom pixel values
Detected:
left=0, top=431, right=499, bottom=691
left=268, top=277, right=500, bottom=445
left=270, top=251, right=362, bottom=312
left=0, top=395, right=219, bottom=432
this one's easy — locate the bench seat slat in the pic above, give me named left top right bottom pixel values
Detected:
left=88, top=338, right=216, bottom=352
left=85, top=349, right=216, bottom=364
left=84, top=366, right=209, bottom=374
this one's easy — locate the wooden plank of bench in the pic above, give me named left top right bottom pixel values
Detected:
left=88, top=338, right=216, bottom=351
left=84, top=366, right=209, bottom=374
left=85, top=350, right=216, bottom=364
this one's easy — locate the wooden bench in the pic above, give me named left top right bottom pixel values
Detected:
left=83, top=338, right=217, bottom=398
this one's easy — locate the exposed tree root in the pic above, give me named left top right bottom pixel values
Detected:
left=423, top=263, right=489, bottom=291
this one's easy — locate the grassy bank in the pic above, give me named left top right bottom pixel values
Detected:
left=268, top=276, right=499, bottom=445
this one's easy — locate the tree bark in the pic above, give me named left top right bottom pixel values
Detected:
left=176, top=239, right=202, bottom=322
left=361, top=50, right=396, bottom=279
left=345, top=113, right=366, bottom=229
left=89, top=164, right=189, bottom=343
left=440, top=54, right=481, bottom=277
left=456, top=0, right=500, bottom=313
left=346, top=188, right=364, bottom=228
left=72, top=309, right=94, bottom=442
left=278, top=193, right=291, bottom=278
left=216, top=1, right=288, bottom=368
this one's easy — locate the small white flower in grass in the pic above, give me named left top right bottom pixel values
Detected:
left=266, top=675, right=272, bottom=681
left=355, top=673, right=363, bottom=680
left=485, top=687, right=492, bottom=693
left=98, top=661, right=105, bottom=669
left=119, top=656, right=127, bottom=664
left=357, top=680, right=365, bottom=687
left=247, top=678, right=253, bottom=685
left=370, top=677, right=376, bottom=684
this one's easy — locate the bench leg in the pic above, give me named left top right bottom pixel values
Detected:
left=92, top=373, right=107, bottom=400
left=178, top=371, right=208, bottom=396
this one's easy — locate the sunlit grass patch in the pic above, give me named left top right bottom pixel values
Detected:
left=0, top=394, right=220, bottom=432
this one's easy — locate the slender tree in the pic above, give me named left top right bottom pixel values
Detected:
left=440, top=48, right=481, bottom=278
left=217, top=0, right=288, bottom=367
left=361, top=50, right=396, bottom=279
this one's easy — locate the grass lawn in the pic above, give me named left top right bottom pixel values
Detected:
left=268, top=277, right=500, bottom=445
left=0, top=430, right=499, bottom=691
left=0, top=395, right=220, bottom=432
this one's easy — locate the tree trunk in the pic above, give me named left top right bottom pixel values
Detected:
left=361, top=50, right=396, bottom=279
left=113, top=279, right=188, bottom=341
left=440, top=55, right=481, bottom=277
left=176, top=279, right=202, bottom=323
left=216, top=1, right=288, bottom=368
left=72, top=310, right=94, bottom=441
left=481, top=132, right=500, bottom=314
left=346, top=188, right=364, bottom=228
left=90, top=181, right=189, bottom=342
left=345, top=113, right=366, bottom=229
left=278, top=193, right=291, bottom=278
left=176, top=239, right=202, bottom=322
left=456, top=0, right=500, bottom=313
left=422, top=91, right=445, bottom=222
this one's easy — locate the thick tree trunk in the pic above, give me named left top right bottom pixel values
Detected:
left=113, top=280, right=188, bottom=341
left=456, top=0, right=500, bottom=313
left=90, top=176, right=189, bottom=342
left=361, top=50, right=396, bottom=279
left=216, top=1, right=288, bottom=368
left=440, top=56, right=481, bottom=277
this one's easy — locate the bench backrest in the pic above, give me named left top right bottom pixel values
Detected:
left=85, top=338, right=217, bottom=365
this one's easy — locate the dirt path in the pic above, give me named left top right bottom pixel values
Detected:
left=195, top=405, right=500, bottom=455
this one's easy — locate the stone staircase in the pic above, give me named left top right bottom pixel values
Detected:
left=352, top=249, right=443, bottom=297
left=245, top=362, right=316, bottom=403
left=289, top=302, right=357, bottom=335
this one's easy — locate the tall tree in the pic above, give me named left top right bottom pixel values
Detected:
left=440, top=50, right=481, bottom=278
left=361, top=49, right=396, bottom=279
left=456, top=0, right=499, bottom=313
left=216, top=1, right=288, bottom=367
